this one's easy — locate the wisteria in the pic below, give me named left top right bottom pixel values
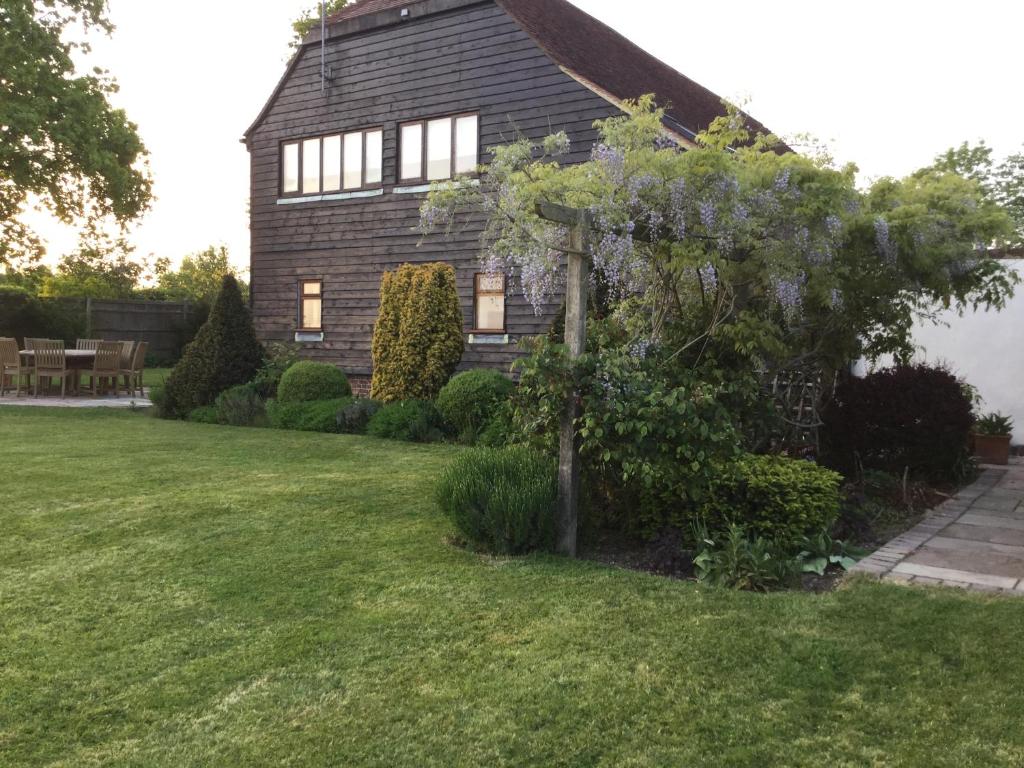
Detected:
left=591, top=143, right=625, bottom=185
left=698, top=263, right=718, bottom=294
left=874, top=217, right=898, bottom=264
left=774, top=273, right=805, bottom=318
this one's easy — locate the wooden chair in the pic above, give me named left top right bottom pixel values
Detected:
left=120, top=341, right=147, bottom=398
left=0, top=337, right=31, bottom=396
left=76, top=339, right=102, bottom=351
left=33, top=340, right=75, bottom=397
left=88, top=341, right=122, bottom=397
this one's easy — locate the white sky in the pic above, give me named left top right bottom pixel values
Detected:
left=26, top=0, right=1024, bottom=272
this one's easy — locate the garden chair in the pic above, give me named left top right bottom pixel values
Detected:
left=87, top=341, right=122, bottom=397
left=120, top=341, right=147, bottom=398
left=32, top=340, right=75, bottom=398
left=0, top=337, right=31, bottom=397
left=76, top=339, right=102, bottom=350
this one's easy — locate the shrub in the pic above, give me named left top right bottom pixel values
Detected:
left=337, top=398, right=382, bottom=434
left=277, top=361, right=351, bottom=403
left=187, top=405, right=220, bottom=425
left=366, top=400, right=445, bottom=443
left=215, top=383, right=266, bottom=427
left=975, top=412, right=1014, bottom=436
left=694, top=525, right=800, bottom=591
left=436, top=369, right=515, bottom=442
left=435, top=446, right=557, bottom=555
left=478, top=402, right=517, bottom=448
left=701, top=454, right=842, bottom=549
left=251, top=341, right=302, bottom=399
left=161, top=275, right=263, bottom=419
left=370, top=263, right=464, bottom=402
left=267, top=398, right=353, bottom=433
left=820, top=364, right=975, bottom=483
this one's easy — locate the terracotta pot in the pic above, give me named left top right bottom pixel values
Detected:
left=973, top=433, right=1012, bottom=466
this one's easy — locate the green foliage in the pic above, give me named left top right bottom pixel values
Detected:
left=251, top=342, right=303, bottom=399
left=821, top=365, right=976, bottom=483
left=435, top=446, right=557, bottom=555
left=290, top=0, right=348, bottom=50
left=186, top=405, right=220, bottom=425
left=370, top=263, right=464, bottom=403
left=435, top=369, right=515, bottom=443
left=367, top=400, right=446, bottom=443
left=513, top=333, right=743, bottom=536
left=337, top=399, right=383, bottom=434
left=277, top=361, right=351, bottom=403
left=0, top=0, right=151, bottom=265
left=694, top=525, right=800, bottom=592
left=796, top=531, right=866, bottom=576
left=701, top=454, right=842, bottom=548
left=975, top=412, right=1014, bottom=437
left=161, top=275, right=264, bottom=419
left=267, top=398, right=352, bottom=433
left=0, top=286, right=86, bottom=343
left=154, top=246, right=246, bottom=303
left=40, top=242, right=144, bottom=299
left=477, top=401, right=517, bottom=448
left=215, top=383, right=267, bottom=428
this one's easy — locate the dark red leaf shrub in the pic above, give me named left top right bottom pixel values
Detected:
left=820, top=364, right=975, bottom=483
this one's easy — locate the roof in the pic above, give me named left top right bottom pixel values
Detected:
left=324, top=0, right=774, bottom=141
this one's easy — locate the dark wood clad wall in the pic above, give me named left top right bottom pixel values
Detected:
left=248, top=0, right=619, bottom=376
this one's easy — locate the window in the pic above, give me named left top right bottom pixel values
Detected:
left=473, top=273, right=505, bottom=332
left=299, top=280, right=322, bottom=330
left=399, top=113, right=479, bottom=182
left=281, top=128, right=383, bottom=196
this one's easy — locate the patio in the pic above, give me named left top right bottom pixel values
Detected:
left=0, top=392, right=153, bottom=408
left=851, top=458, right=1024, bottom=595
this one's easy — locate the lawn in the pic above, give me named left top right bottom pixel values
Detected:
left=2, top=408, right=1023, bottom=767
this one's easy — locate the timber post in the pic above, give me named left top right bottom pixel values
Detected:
left=536, top=202, right=592, bottom=557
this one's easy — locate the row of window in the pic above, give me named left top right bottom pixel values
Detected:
left=297, top=273, right=506, bottom=333
left=282, top=113, right=480, bottom=197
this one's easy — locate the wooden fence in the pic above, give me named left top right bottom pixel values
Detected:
left=85, top=299, right=198, bottom=362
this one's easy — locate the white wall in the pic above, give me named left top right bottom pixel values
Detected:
left=909, top=260, right=1023, bottom=443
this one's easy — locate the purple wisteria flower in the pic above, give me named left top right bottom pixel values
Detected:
left=670, top=178, right=688, bottom=239
left=830, top=288, right=843, bottom=309
left=591, top=143, right=625, bottom=185
left=774, top=272, right=805, bottom=317
left=874, top=217, right=898, bottom=264
left=825, top=214, right=843, bottom=239
left=699, top=199, right=718, bottom=231
left=698, top=263, right=718, bottom=293
left=773, top=168, right=792, bottom=192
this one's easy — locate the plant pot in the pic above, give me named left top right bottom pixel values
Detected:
left=973, top=433, right=1012, bottom=466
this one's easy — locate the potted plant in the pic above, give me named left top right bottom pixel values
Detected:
left=973, top=412, right=1014, bottom=465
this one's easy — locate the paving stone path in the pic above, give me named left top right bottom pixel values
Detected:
left=0, top=393, right=152, bottom=409
left=851, top=459, right=1024, bottom=595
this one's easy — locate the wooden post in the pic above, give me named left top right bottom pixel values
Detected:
left=536, top=202, right=591, bottom=557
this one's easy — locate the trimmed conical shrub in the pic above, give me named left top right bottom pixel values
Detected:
left=370, top=263, right=464, bottom=402
left=161, top=274, right=263, bottom=419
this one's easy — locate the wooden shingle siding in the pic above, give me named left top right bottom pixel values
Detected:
left=248, top=0, right=618, bottom=376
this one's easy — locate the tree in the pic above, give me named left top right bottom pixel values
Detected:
left=161, top=275, right=263, bottom=419
left=154, top=246, right=246, bottom=303
left=0, top=0, right=152, bottom=266
left=928, top=141, right=1024, bottom=247
left=40, top=240, right=145, bottom=298
left=290, top=1, right=349, bottom=51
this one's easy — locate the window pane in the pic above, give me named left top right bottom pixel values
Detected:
left=365, top=130, right=383, bottom=185
left=344, top=132, right=363, bottom=190
left=322, top=135, right=341, bottom=192
left=400, top=123, right=423, bottom=180
left=475, top=294, right=504, bottom=331
left=302, top=281, right=321, bottom=296
left=455, top=115, right=478, bottom=175
left=478, top=274, right=503, bottom=293
left=282, top=143, right=299, bottom=193
left=302, top=138, right=320, bottom=194
left=426, top=117, right=452, bottom=181
left=302, top=297, right=322, bottom=329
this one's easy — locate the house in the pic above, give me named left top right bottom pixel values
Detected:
left=243, top=0, right=776, bottom=393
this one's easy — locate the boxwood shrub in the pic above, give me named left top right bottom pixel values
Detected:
left=435, top=446, right=557, bottom=555
left=215, top=383, right=266, bottom=427
left=337, top=398, right=383, bottom=434
left=435, top=369, right=515, bottom=442
left=277, top=361, right=351, bottom=403
left=701, top=454, right=842, bottom=548
left=366, top=400, right=446, bottom=443
left=267, top=398, right=353, bottom=433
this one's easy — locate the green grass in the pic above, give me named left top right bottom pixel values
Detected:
left=2, top=407, right=1024, bottom=767
left=143, top=366, right=171, bottom=389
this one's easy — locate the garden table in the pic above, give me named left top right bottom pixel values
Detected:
left=19, top=349, right=98, bottom=396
